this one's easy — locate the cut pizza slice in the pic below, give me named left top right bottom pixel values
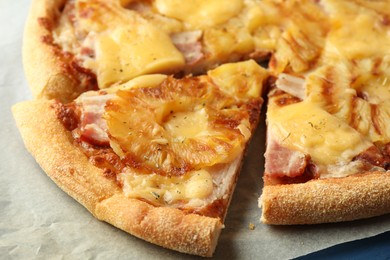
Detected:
left=260, top=60, right=390, bottom=224
left=13, top=61, right=267, bottom=256
left=259, top=0, right=390, bottom=225
left=23, top=0, right=328, bottom=102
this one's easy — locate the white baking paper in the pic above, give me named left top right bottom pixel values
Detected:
left=1, top=1, right=390, bottom=259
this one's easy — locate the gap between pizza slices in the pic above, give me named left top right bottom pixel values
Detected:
left=14, top=0, right=390, bottom=257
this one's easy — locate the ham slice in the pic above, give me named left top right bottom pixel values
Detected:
left=77, top=92, right=114, bottom=146
left=264, top=134, right=309, bottom=178
left=171, top=30, right=204, bottom=65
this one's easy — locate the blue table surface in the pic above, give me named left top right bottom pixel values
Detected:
left=297, top=231, right=390, bottom=260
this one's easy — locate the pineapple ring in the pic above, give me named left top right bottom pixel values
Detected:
left=105, top=75, right=256, bottom=176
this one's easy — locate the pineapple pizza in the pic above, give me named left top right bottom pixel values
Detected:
left=13, top=0, right=390, bottom=257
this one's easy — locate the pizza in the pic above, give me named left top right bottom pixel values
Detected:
left=14, top=60, right=267, bottom=256
left=14, top=0, right=390, bottom=257
left=260, top=0, right=390, bottom=224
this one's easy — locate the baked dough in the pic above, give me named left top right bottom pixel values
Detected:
left=12, top=100, right=225, bottom=257
left=17, top=0, right=390, bottom=257
left=23, top=0, right=94, bottom=102
left=260, top=172, right=390, bottom=225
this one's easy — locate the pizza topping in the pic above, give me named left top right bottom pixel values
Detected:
left=49, top=0, right=334, bottom=98
left=85, top=146, right=126, bottom=179
left=171, top=30, right=204, bottom=65
left=207, top=60, right=267, bottom=100
left=53, top=0, right=186, bottom=89
left=153, top=0, right=243, bottom=29
left=266, top=58, right=390, bottom=184
left=94, top=23, right=185, bottom=88
left=321, top=0, right=390, bottom=62
left=117, top=154, right=242, bottom=213
left=275, top=73, right=306, bottom=100
left=54, top=103, right=80, bottom=131
left=118, top=169, right=214, bottom=206
left=76, top=92, right=114, bottom=146
left=267, top=98, right=373, bottom=176
left=262, top=0, right=329, bottom=74
left=264, top=136, right=309, bottom=179
left=59, top=61, right=265, bottom=210
left=354, top=145, right=390, bottom=170
left=104, top=74, right=256, bottom=176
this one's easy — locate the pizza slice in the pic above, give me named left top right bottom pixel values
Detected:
left=260, top=0, right=390, bottom=225
left=260, top=66, right=390, bottom=224
left=23, top=0, right=327, bottom=102
left=261, top=74, right=390, bottom=224
left=13, top=60, right=267, bottom=256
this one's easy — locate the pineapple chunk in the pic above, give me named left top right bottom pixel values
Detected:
left=104, top=61, right=265, bottom=176
left=105, top=82, right=243, bottom=175
left=208, top=60, right=267, bottom=100
left=163, top=108, right=209, bottom=140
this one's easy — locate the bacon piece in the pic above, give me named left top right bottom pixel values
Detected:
left=264, top=135, right=309, bottom=178
left=171, top=30, right=204, bottom=65
left=275, top=73, right=306, bottom=100
left=77, top=93, right=115, bottom=146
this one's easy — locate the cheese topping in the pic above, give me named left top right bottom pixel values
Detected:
left=118, top=169, right=213, bottom=206
left=54, top=0, right=185, bottom=89
left=321, top=0, right=390, bottom=62
left=95, top=24, right=184, bottom=88
left=53, top=1, right=390, bottom=188
left=153, top=0, right=243, bottom=29
left=268, top=100, right=372, bottom=166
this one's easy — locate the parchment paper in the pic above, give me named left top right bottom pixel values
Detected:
left=1, top=1, right=390, bottom=259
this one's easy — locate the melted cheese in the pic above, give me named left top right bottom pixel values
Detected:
left=118, top=169, right=213, bottom=206
left=268, top=100, right=372, bottom=166
left=153, top=0, right=243, bottom=29
left=322, top=0, right=390, bottom=61
left=117, top=74, right=168, bottom=90
left=95, top=24, right=185, bottom=88
left=208, top=60, right=267, bottom=100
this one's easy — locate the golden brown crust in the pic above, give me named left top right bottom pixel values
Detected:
left=260, top=171, right=390, bottom=225
left=95, top=194, right=222, bottom=257
left=12, top=100, right=224, bottom=256
left=23, top=0, right=89, bottom=102
left=12, top=99, right=119, bottom=212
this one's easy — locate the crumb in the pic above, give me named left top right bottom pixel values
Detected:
left=248, top=223, right=255, bottom=230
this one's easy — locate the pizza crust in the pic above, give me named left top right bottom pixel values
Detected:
left=96, top=194, right=222, bottom=257
left=260, top=172, right=390, bottom=225
left=23, top=0, right=88, bottom=102
left=12, top=100, right=224, bottom=257
left=12, top=99, right=119, bottom=212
